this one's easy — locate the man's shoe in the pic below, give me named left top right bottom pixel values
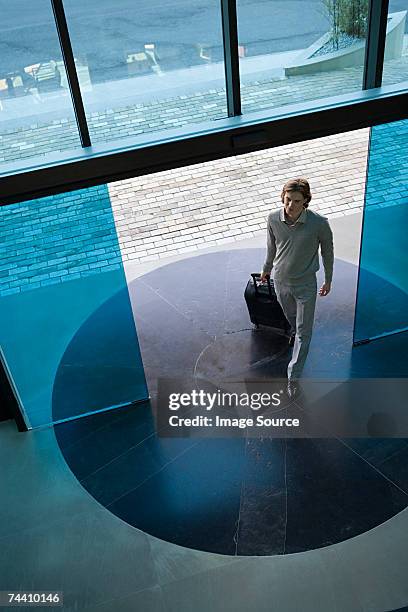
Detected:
left=287, top=379, right=300, bottom=399
left=288, top=332, right=296, bottom=348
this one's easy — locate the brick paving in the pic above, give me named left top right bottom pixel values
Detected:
left=109, top=127, right=369, bottom=266
left=1, top=126, right=371, bottom=296
left=0, top=49, right=407, bottom=166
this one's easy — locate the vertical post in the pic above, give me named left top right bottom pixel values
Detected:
left=363, top=0, right=390, bottom=89
left=220, top=0, right=242, bottom=116
left=51, top=0, right=91, bottom=147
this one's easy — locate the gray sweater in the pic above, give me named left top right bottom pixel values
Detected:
left=262, top=208, right=334, bottom=284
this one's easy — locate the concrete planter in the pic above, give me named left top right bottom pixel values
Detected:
left=285, top=11, right=406, bottom=76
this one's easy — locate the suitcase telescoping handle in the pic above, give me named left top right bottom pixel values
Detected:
left=251, top=273, right=273, bottom=299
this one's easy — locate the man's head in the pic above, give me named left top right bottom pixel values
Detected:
left=281, top=177, right=312, bottom=220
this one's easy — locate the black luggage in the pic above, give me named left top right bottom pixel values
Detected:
left=244, top=273, right=290, bottom=331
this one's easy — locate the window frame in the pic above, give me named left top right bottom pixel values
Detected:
left=0, top=0, right=406, bottom=205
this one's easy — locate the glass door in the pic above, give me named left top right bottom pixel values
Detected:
left=0, top=184, right=148, bottom=429
left=353, top=119, right=408, bottom=344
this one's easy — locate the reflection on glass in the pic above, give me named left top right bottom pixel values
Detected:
left=353, top=119, right=408, bottom=343
left=237, top=0, right=369, bottom=114
left=0, top=185, right=148, bottom=428
left=0, top=0, right=80, bottom=170
left=63, top=0, right=227, bottom=145
left=382, top=0, right=408, bottom=87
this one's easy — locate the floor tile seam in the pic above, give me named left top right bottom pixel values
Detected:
left=133, top=294, right=220, bottom=338
left=282, top=437, right=289, bottom=555
left=105, top=439, right=202, bottom=508
left=337, top=438, right=408, bottom=498
left=137, top=275, right=216, bottom=334
left=72, top=396, right=198, bottom=481
left=291, top=399, right=408, bottom=498
left=77, top=428, right=161, bottom=482
left=53, top=407, right=146, bottom=453
left=233, top=433, right=250, bottom=556
left=362, top=444, right=408, bottom=472
left=56, top=417, right=153, bottom=461
left=233, top=477, right=245, bottom=557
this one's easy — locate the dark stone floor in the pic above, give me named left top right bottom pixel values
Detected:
left=54, top=249, right=408, bottom=555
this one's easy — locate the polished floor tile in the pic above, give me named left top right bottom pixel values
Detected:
left=54, top=249, right=408, bottom=557
left=108, top=437, right=247, bottom=555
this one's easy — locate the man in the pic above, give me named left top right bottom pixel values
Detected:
left=260, top=178, right=334, bottom=398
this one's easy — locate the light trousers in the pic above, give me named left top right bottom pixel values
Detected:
left=274, top=276, right=317, bottom=380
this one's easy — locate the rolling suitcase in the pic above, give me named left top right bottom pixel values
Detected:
left=244, top=273, right=290, bottom=332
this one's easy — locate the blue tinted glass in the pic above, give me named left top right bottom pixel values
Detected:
left=353, top=119, right=408, bottom=343
left=0, top=185, right=148, bottom=428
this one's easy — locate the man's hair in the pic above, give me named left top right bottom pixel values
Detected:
left=281, top=177, right=312, bottom=208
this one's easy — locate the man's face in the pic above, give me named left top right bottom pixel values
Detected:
left=283, top=190, right=307, bottom=219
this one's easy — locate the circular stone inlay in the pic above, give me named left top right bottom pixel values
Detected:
left=54, top=250, right=408, bottom=556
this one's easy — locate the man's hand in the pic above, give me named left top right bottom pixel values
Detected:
left=319, top=282, right=331, bottom=296
left=260, top=272, right=270, bottom=283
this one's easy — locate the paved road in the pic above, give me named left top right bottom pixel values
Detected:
left=0, top=0, right=406, bottom=81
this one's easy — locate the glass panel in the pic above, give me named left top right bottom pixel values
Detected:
left=62, top=0, right=227, bottom=145
left=382, top=0, right=408, bottom=87
left=237, top=0, right=369, bottom=114
left=353, top=119, right=408, bottom=343
left=0, top=0, right=80, bottom=170
left=0, top=185, right=148, bottom=428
